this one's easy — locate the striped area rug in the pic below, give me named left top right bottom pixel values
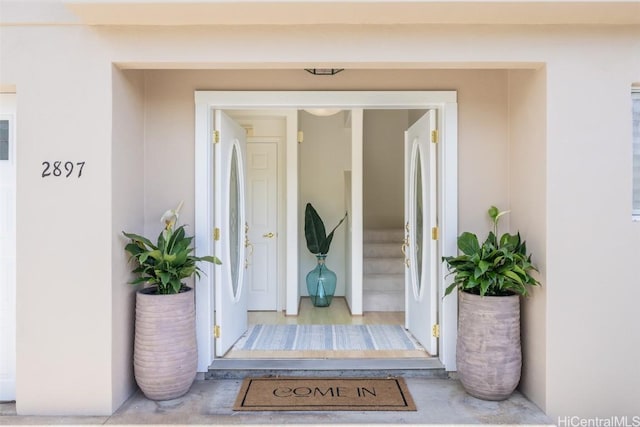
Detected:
left=234, top=324, right=422, bottom=351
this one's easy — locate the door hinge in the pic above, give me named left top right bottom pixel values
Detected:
left=297, top=130, right=304, bottom=144
left=431, top=226, right=439, bottom=240
left=212, top=130, right=220, bottom=144
left=431, top=129, right=438, bottom=143
left=432, top=323, right=440, bottom=338
left=213, top=227, right=220, bottom=241
left=214, top=325, right=221, bottom=339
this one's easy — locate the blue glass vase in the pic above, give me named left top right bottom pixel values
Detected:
left=306, top=255, right=336, bottom=307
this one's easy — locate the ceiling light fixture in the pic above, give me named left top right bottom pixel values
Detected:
left=303, top=108, right=342, bottom=117
left=304, top=68, right=344, bottom=76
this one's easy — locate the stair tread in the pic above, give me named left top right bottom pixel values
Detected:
left=363, top=273, right=404, bottom=279
left=364, top=229, right=405, bottom=243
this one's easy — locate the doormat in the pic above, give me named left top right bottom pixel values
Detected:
left=234, top=324, right=422, bottom=351
left=233, top=377, right=416, bottom=411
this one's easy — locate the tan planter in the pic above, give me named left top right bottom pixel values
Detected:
left=134, top=286, right=197, bottom=401
left=456, top=291, right=521, bottom=401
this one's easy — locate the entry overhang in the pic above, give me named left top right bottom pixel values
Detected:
left=64, top=1, right=640, bottom=26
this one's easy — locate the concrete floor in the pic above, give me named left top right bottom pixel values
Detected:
left=1, top=377, right=553, bottom=426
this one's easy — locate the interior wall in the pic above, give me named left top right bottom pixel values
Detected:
left=507, top=68, right=548, bottom=411
left=363, top=110, right=408, bottom=229
left=110, top=68, right=145, bottom=411
left=298, top=111, right=352, bottom=297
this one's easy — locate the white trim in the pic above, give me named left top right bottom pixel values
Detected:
left=194, top=102, right=215, bottom=372
left=0, top=114, right=15, bottom=164
left=0, top=94, right=17, bottom=400
left=632, top=90, right=640, bottom=221
left=350, top=109, right=363, bottom=315
left=194, top=91, right=457, bottom=109
left=194, top=91, right=458, bottom=371
left=439, top=101, right=459, bottom=370
left=284, top=110, right=299, bottom=315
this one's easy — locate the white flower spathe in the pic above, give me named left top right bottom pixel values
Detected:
left=161, top=201, right=184, bottom=231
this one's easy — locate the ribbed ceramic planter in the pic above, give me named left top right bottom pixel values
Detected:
left=457, top=291, right=521, bottom=401
left=134, top=286, right=197, bottom=401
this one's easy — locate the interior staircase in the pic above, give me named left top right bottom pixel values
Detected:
left=363, top=229, right=405, bottom=312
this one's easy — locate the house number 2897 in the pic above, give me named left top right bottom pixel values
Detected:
left=41, top=161, right=86, bottom=178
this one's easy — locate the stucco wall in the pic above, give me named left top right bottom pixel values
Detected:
left=1, top=15, right=639, bottom=417
left=507, top=68, right=547, bottom=411
left=111, top=68, right=145, bottom=412
left=3, top=25, right=115, bottom=415
left=544, top=31, right=640, bottom=416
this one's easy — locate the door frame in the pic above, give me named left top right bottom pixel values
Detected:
left=194, top=91, right=458, bottom=371
left=0, top=94, right=17, bottom=401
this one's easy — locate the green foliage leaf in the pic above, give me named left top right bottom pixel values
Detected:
left=304, top=203, right=326, bottom=254
left=442, top=205, right=541, bottom=298
left=457, top=232, right=480, bottom=256
left=122, top=211, right=221, bottom=294
left=488, top=205, right=499, bottom=221
left=122, top=232, right=156, bottom=250
left=200, top=255, right=222, bottom=265
left=304, top=203, right=347, bottom=255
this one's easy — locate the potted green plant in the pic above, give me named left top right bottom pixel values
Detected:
left=443, top=206, right=540, bottom=401
left=123, top=202, right=220, bottom=401
left=304, top=203, right=347, bottom=307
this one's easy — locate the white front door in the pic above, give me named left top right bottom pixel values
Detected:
left=246, top=141, right=278, bottom=311
left=214, top=110, right=249, bottom=356
left=0, top=94, right=16, bottom=401
left=404, top=110, right=438, bottom=355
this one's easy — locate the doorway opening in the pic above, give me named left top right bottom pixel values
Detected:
left=194, top=91, right=458, bottom=372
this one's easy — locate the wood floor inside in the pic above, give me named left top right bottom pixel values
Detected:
left=224, top=298, right=431, bottom=359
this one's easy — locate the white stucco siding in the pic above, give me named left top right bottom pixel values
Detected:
left=545, top=52, right=640, bottom=417
left=0, top=26, right=115, bottom=415
left=1, top=14, right=639, bottom=417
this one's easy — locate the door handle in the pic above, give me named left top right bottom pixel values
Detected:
left=263, top=232, right=275, bottom=238
left=402, top=222, right=410, bottom=268
left=244, top=222, right=253, bottom=269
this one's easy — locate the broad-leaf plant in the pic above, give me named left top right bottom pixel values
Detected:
left=123, top=202, right=221, bottom=294
left=304, top=203, right=347, bottom=255
left=442, top=206, right=540, bottom=297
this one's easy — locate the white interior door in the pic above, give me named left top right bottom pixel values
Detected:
left=404, top=110, right=438, bottom=355
left=214, top=110, right=249, bottom=356
left=0, top=94, right=16, bottom=401
left=246, top=141, right=278, bottom=311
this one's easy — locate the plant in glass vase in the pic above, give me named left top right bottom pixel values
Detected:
left=304, top=203, right=347, bottom=307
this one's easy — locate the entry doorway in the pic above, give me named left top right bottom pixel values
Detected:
left=194, top=91, right=459, bottom=373
left=225, top=297, right=429, bottom=359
